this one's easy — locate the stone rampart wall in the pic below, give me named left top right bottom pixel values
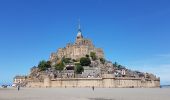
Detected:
left=27, top=78, right=160, bottom=88
left=27, top=81, right=44, bottom=88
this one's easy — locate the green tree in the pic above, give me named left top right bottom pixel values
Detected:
left=90, top=52, right=97, bottom=60
left=62, top=57, right=71, bottom=63
left=46, top=61, right=51, bottom=67
left=117, top=65, right=122, bottom=69
left=113, top=62, right=125, bottom=69
left=86, top=54, right=89, bottom=58
left=75, top=64, right=84, bottom=74
left=55, top=61, right=65, bottom=71
left=38, top=60, right=51, bottom=71
left=113, top=62, right=118, bottom=67
left=80, top=57, right=91, bottom=66
left=100, top=58, right=105, bottom=64
left=72, top=59, right=77, bottom=62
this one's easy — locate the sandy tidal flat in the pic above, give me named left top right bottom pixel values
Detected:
left=0, top=88, right=170, bottom=100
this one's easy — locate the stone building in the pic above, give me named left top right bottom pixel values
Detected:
left=13, top=75, right=28, bottom=87
left=13, top=76, right=27, bottom=84
left=50, top=24, right=104, bottom=65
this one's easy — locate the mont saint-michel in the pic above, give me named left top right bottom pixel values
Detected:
left=14, top=25, right=160, bottom=88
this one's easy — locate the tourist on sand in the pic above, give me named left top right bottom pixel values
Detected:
left=92, top=86, right=94, bottom=91
left=17, top=85, right=20, bottom=91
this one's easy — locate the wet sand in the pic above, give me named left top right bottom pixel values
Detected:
left=0, top=88, right=169, bottom=100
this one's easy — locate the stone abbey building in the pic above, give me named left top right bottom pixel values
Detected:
left=50, top=25, right=104, bottom=64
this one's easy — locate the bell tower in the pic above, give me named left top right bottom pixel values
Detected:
left=76, top=20, right=83, bottom=39
left=76, top=20, right=83, bottom=44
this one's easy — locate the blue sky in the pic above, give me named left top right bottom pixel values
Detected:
left=0, top=0, right=170, bottom=85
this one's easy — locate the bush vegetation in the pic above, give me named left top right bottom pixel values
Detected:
left=55, top=61, right=65, bottom=71
left=38, top=60, right=51, bottom=71
left=90, top=52, right=97, bottom=60
left=75, top=64, right=84, bottom=74
left=80, top=57, right=91, bottom=66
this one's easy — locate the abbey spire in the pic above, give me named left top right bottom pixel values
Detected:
left=77, top=20, right=83, bottom=39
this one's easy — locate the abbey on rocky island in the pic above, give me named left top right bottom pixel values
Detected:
left=13, top=23, right=160, bottom=88
left=50, top=24, right=104, bottom=65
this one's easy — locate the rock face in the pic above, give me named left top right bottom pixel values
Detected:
left=49, top=27, right=104, bottom=65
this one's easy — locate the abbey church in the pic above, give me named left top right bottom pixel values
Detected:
left=50, top=24, right=104, bottom=63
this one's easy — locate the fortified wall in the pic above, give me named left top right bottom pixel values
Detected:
left=26, top=75, right=160, bottom=88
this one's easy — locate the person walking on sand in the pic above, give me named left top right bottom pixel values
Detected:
left=92, top=86, right=94, bottom=91
left=17, top=85, right=20, bottom=91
